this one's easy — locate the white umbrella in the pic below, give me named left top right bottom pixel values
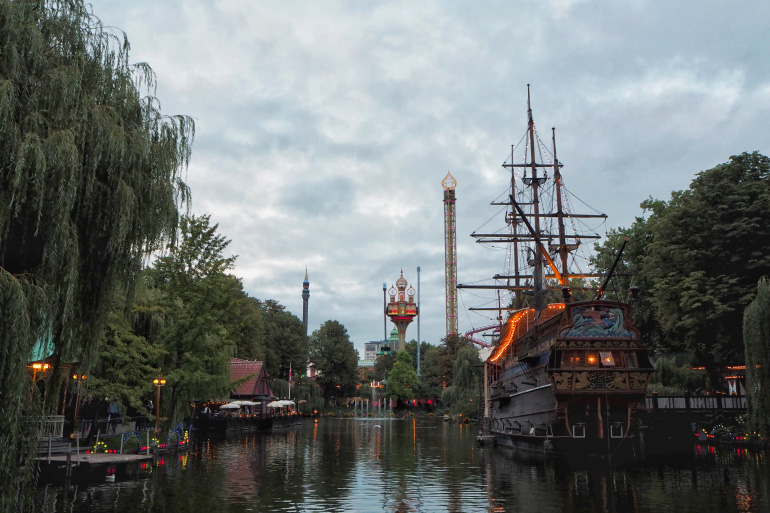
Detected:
left=278, top=400, right=295, bottom=406
left=266, top=401, right=282, bottom=408
left=232, top=400, right=257, bottom=406
left=219, top=403, right=240, bottom=410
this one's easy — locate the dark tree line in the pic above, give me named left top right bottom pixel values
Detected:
left=592, top=152, right=770, bottom=383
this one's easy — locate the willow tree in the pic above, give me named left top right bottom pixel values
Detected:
left=0, top=1, right=192, bottom=507
left=743, top=277, right=770, bottom=437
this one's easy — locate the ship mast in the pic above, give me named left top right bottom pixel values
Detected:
left=510, top=144, right=523, bottom=309
left=527, top=85, right=545, bottom=311
left=460, top=87, right=608, bottom=310
left=553, top=127, right=571, bottom=301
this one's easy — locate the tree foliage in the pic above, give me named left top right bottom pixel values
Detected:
left=418, top=345, right=445, bottom=400
left=592, top=152, right=770, bottom=372
left=743, top=277, right=770, bottom=437
left=89, top=293, right=166, bottom=414
left=259, top=299, right=308, bottom=380
left=372, top=352, right=395, bottom=381
left=591, top=203, right=668, bottom=352
left=643, top=152, right=770, bottom=368
left=148, top=215, right=242, bottom=419
left=0, top=1, right=192, bottom=507
left=441, top=346, right=482, bottom=417
left=385, top=351, right=419, bottom=402
left=309, top=320, right=358, bottom=404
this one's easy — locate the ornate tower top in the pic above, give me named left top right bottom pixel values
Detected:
left=396, top=269, right=407, bottom=290
left=442, top=171, right=457, bottom=190
left=386, top=270, right=418, bottom=352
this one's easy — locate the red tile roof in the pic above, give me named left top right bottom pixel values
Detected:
left=230, top=358, right=272, bottom=398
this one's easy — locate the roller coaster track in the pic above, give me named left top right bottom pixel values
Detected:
left=463, top=325, right=499, bottom=348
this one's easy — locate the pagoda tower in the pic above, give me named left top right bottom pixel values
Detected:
left=385, top=270, right=418, bottom=352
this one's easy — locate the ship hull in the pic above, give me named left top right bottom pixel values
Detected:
left=482, top=301, right=655, bottom=464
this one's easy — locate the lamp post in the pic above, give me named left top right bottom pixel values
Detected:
left=382, top=282, right=387, bottom=345
left=71, top=373, right=87, bottom=438
left=417, top=266, right=421, bottom=377
left=153, top=375, right=166, bottom=435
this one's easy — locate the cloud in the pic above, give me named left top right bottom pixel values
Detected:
left=90, top=0, right=770, bottom=356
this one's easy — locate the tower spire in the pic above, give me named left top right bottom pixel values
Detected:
left=302, top=268, right=309, bottom=335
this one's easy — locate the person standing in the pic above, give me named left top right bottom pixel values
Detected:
left=107, top=398, right=121, bottom=433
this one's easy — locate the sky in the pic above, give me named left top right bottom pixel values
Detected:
left=89, top=0, right=770, bottom=357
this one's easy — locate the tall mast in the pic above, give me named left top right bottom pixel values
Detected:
left=553, top=127, right=570, bottom=297
left=527, top=85, right=545, bottom=311
left=510, top=144, right=522, bottom=309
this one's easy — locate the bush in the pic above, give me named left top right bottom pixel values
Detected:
left=649, top=356, right=706, bottom=394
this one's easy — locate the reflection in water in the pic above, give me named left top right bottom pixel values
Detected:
left=36, top=419, right=769, bottom=512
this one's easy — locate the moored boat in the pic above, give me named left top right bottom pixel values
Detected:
left=464, top=87, right=655, bottom=463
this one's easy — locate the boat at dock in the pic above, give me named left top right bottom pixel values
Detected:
left=464, top=88, right=655, bottom=462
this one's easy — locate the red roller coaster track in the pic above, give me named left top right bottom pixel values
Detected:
left=463, top=325, right=499, bottom=348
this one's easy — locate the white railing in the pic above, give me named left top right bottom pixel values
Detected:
left=644, top=396, right=747, bottom=411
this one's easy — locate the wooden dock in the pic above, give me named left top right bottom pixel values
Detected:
left=37, top=452, right=153, bottom=464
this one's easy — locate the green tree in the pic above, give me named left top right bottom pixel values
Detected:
left=743, top=277, right=770, bottom=437
left=0, top=1, right=192, bottom=506
left=89, top=294, right=166, bottom=415
left=590, top=204, right=668, bottom=353
left=259, top=299, right=308, bottom=380
left=386, top=351, right=419, bottom=403
left=149, top=215, right=240, bottom=420
left=441, top=346, right=482, bottom=417
left=641, top=152, right=770, bottom=372
left=404, top=339, right=433, bottom=374
left=221, top=280, right=265, bottom=361
left=418, top=345, right=444, bottom=400
left=309, top=320, right=358, bottom=405
left=372, top=352, right=396, bottom=381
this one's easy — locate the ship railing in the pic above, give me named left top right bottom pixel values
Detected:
left=515, top=315, right=563, bottom=357
left=645, top=394, right=747, bottom=412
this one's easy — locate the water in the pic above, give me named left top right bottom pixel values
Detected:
left=36, top=417, right=770, bottom=512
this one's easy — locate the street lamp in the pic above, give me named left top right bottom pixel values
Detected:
left=153, top=375, right=167, bottom=434
left=71, top=373, right=87, bottom=438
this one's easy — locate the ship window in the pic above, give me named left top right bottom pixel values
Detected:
left=600, top=351, right=615, bottom=367
left=624, top=352, right=639, bottom=368
left=561, top=351, right=583, bottom=368
left=586, top=353, right=599, bottom=366
left=573, top=423, right=586, bottom=438
left=611, top=423, right=624, bottom=438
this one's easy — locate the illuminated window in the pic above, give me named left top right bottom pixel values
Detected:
left=561, top=351, right=582, bottom=368
left=600, top=351, right=615, bottom=367
left=587, top=353, right=598, bottom=366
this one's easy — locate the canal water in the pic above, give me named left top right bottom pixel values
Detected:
left=36, top=417, right=769, bottom=512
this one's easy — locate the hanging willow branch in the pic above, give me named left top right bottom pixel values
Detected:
left=0, top=1, right=192, bottom=508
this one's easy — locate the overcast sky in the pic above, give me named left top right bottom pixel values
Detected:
left=89, top=0, right=770, bottom=357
